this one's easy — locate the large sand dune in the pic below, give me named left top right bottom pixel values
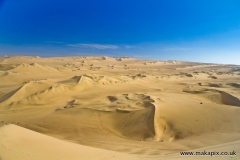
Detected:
left=0, top=56, right=240, bottom=159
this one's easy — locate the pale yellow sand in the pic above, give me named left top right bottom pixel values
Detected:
left=0, top=125, right=239, bottom=160
left=0, top=124, right=141, bottom=160
left=0, top=56, right=240, bottom=159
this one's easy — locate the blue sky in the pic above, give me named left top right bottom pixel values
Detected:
left=0, top=0, right=240, bottom=64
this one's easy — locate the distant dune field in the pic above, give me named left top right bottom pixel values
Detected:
left=0, top=56, right=240, bottom=160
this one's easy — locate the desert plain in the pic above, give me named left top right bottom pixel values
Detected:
left=0, top=56, right=240, bottom=160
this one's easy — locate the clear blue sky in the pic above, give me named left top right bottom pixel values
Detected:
left=0, top=0, right=240, bottom=64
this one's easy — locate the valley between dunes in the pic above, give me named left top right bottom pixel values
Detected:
left=0, top=56, right=240, bottom=159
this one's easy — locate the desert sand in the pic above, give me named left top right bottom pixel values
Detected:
left=0, top=56, right=240, bottom=160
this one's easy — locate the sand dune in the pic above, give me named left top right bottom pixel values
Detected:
left=2, top=124, right=238, bottom=160
left=11, top=63, right=59, bottom=72
left=0, top=81, right=51, bottom=106
left=0, top=56, right=240, bottom=159
left=0, top=71, right=9, bottom=77
left=227, top=83, right=240, bottom=88
left=183, top=88, right=240, bottom=106
left=0, top=125, right=141, bottom=160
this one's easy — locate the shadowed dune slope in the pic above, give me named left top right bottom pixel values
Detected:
left=183, top=89, right=240, bottom=106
